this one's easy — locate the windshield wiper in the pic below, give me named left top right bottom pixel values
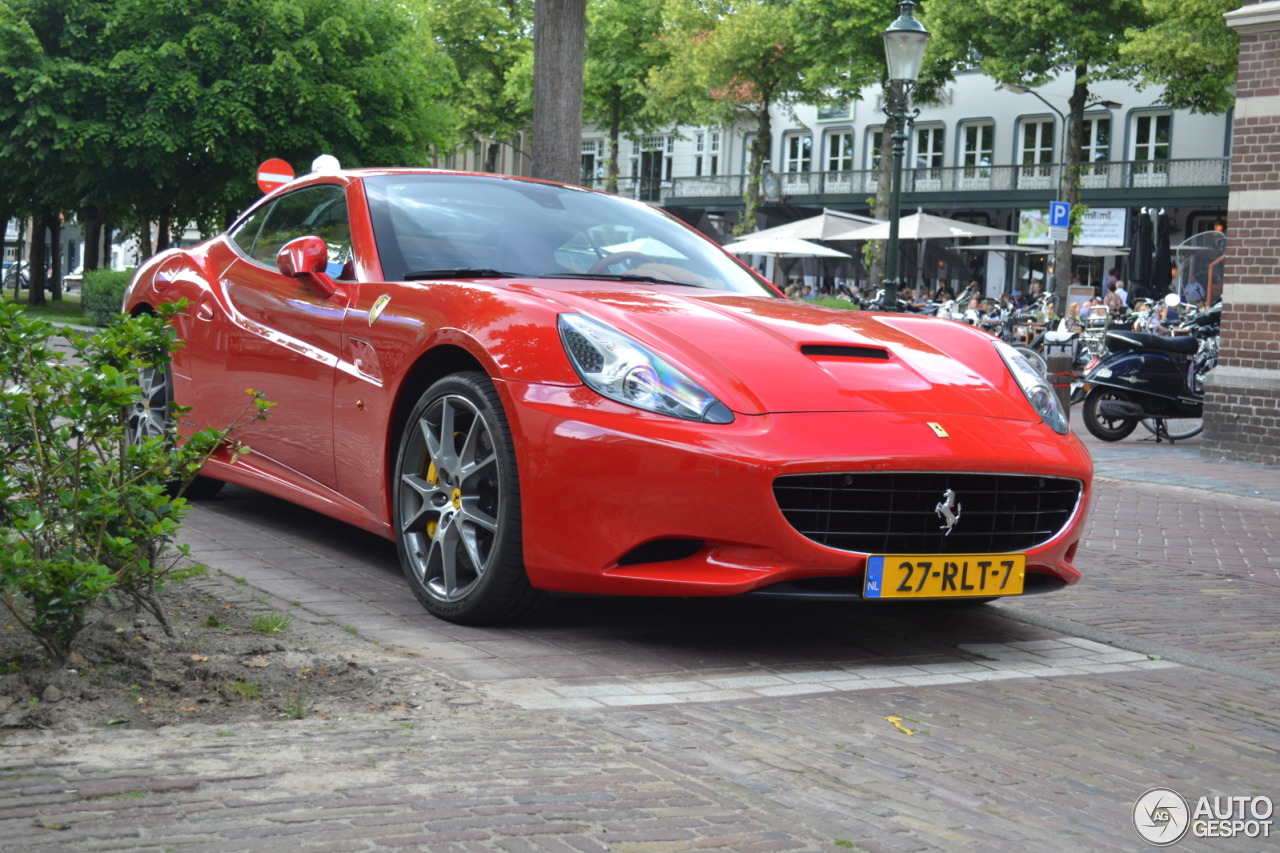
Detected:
left=540, top=272, right=703, bottom=287
left=404, top=268, right=520, bottom=280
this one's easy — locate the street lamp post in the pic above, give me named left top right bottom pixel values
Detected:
left=881, top=0, right=930, bottom=310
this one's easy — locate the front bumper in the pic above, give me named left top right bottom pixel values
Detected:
left=504, top=382, right=1093, bottom=598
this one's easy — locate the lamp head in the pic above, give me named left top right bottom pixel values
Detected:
left=883, top=0, right=930, bottom=84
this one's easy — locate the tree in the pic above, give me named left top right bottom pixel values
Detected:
left=582, top=0, right=668, bottom=192
left=1120, top=0, right=1239, bottom=114
left=426, top=0, right=534, bottom=172
left=531, top=0, right=587, bottom=183
left=0, top=0, right=459, bottom=274
left=648, top=0, right=887, bottom=232
left=927, top=0, right=1151, bottom=309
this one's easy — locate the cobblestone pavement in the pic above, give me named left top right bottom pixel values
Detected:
left=2, top=428, right=1277, bottom=852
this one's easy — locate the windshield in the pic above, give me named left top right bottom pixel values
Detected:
left=363, top=174, right=774, bottom=295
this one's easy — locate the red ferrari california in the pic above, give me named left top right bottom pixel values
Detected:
left=123, top=164, right=1093, bottom=624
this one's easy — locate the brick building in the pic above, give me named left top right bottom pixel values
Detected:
left=1205, top=1, right=1280, bottom=463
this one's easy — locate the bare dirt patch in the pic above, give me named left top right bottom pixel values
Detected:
left=0, top=571, right=466, bottom=732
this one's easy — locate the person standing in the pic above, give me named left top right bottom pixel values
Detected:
left=1182, top=277, right=1206, bottom=308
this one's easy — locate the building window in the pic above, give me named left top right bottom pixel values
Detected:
left=580, top=139, right=604, bottom=187
left=826, top=131, right=854, bottom=172
left=1079, top=115, right=1111, bottom=180
left=865, top=126, right=886, bottom=170
left=1019, top=118, right=1056, bottom=177
left=1133, top=113, right=1171, bottom=163
left=961, top=122, right=993, bottom=176
left=632, top=136, right=672, bottom=202
left=783, top=133, right=812, bottom=173
left=694, top=131, right=721, bottom=177
left=1081, top=116, right=1111, bottom=162
left=817, top=102, right=853, bottom=121
left=913, top=126, right=945, bottom=174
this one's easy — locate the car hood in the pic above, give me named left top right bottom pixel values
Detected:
left=522, top=285, right=1035, bottom=420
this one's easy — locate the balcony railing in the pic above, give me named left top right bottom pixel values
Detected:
left=665, top=158, right=1231, bottom=203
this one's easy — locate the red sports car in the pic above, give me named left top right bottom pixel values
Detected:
left=124, top=165, right=1093, bottom=624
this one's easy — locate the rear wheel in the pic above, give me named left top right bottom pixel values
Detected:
left=126, top=364, right=224, bottom=499
left=1140, top=417, right=1204, bottom=440
left=1082, top=386, right=1139, bottom=441
left=393, top=372, right=545, bottom=624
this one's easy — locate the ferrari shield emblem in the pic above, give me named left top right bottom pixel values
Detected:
left=368, top=294, right=392, bottom=326
left=928, top=422, right=949, bottom=438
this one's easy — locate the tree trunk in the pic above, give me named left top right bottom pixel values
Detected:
left=1054, top=64, right=1090, bottom=312
left=870, top=117, right=896, bottom=287
left=102, top=221, right=114, bottom=268
left=83, top=207, right=103, bottom=272
left=531, top=0, right=586, bottom=184
left=139, top=216, right=153, bottom=259
left=157, top=208, right=172, bottom=253
left=45, top=208, right=63, bottom=301
left=27, top=214, right=47, bottom=307
left=606, top=87, right=621, bottom=194
left=737, top=101, right=773, bottom=236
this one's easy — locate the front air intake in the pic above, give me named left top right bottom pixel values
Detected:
left=773, top=472, right=1082, bottom=554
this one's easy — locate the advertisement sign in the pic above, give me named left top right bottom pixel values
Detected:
left=1019, top=207, right=1127, bottom=247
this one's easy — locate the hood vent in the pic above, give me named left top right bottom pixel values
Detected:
left=801, top=344, right=890, bottom=360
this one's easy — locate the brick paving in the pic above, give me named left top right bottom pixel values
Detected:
left=1, top=428, right=1277, bottom=851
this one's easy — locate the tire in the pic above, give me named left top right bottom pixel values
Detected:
left=392, top=372, right=545, bottom=624
left=1140, top=417, right=1204, bottom=440
left=1082, top=386, right=1139, bottom=441
left=126, top=364, right=225, bottom=499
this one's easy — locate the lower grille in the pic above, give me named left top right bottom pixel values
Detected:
left=773, top=472, right=1082, bottom=554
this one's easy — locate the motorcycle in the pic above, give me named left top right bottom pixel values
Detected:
left=1080, top=322, right=1214, bottom=442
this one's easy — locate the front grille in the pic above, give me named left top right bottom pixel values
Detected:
left=773, top=472, right=1082, bottom=554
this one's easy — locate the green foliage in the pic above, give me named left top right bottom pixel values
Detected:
left=0, top=304, right=272, bottom=664
left=648, top=0, right=888, bottom=228
left=0, top=0, right=459, bottom=237
left=81, top=269, right=135, bottom=328
left=1120, top=0, right=1239, bottom=113
left=252, top=613, right=293, bottom=634
left=812, top=297, right=859, bottom=311
left=425, top=0, right=533, bottom=155
left=926, top=0, right=1156, bottom=95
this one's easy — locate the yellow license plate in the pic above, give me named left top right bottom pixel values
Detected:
left=864, top=554, right=1025, bottom=599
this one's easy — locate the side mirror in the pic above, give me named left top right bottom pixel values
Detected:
left=277, top=236, right=338, bottom=298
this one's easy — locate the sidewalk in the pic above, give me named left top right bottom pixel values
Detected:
left=0, top=424, right=1276, bottom=852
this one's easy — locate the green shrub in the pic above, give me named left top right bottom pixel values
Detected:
left=812, top=296, right=860, bottom=310
left=80, top=268, right=135, bottom=327
left=0, top=303, right=272, bottom=663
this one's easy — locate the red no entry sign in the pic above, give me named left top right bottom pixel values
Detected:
left=256, top=158, right=295, bottom=193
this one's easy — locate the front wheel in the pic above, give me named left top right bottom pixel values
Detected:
left=392, top=372, right=545, bottom=624
left=1082, top=386, right=1139, bottom=441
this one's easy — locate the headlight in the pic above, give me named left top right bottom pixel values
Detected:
left=558, top=313, right=734, bottom=424
left=994, top=340, right=1069, bottom=434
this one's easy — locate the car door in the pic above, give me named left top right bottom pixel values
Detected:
left=203, top=184, right=355, bottom=488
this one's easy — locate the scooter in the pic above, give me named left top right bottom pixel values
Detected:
left=1080, top=327, right=1205, bottom=442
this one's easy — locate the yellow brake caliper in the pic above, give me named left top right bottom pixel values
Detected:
left=425, top=462, right=440, bottom=538
left=424, top=460, right=464, bottom=540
